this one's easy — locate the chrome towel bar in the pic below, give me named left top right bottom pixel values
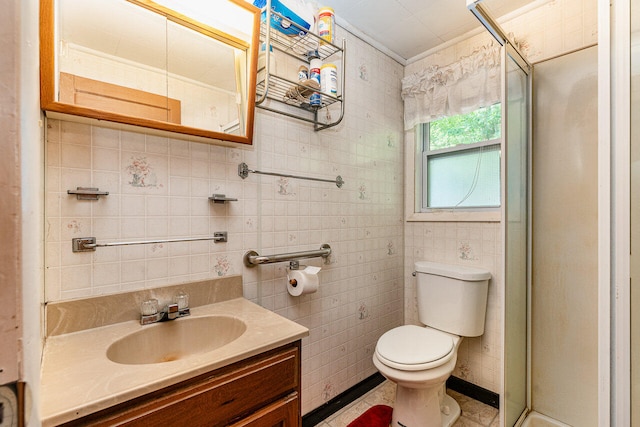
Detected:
left=243, top=244, right=331, bottom=267
left=72, top=233, right=228, bottom=252
left=238, top=162, right=344, bottom=188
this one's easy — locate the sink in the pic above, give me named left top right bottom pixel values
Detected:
left=107, top=315, right=247, bottom=365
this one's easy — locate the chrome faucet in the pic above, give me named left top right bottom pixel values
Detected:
left=140, top=295, right=190, bottom=325
left=165, top=303, right=180, bottom=320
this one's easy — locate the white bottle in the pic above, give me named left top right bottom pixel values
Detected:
left=309, top=56, right=322, bottom=86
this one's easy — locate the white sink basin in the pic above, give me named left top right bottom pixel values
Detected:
left=106, top=315, right=247, bottom=365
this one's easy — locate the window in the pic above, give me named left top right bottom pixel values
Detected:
left=419, top=103, right=501, bottom=211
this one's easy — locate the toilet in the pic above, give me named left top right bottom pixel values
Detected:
left=373, top=261, right=491, bottom=427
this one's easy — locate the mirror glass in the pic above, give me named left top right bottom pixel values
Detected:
left=41, top=0, right=259, bottom=145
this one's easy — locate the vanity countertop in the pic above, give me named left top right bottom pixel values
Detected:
left=40, top=297, right=308, bottom=426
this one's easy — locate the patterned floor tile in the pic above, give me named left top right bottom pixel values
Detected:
left=315, top=381, right=499, bottom=427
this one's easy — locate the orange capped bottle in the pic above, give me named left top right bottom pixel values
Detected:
left=317, top=7, right=334, bottom=45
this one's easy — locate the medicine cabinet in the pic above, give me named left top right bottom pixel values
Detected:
left=255, top=1, right=346, bottom=131
left=40, top=0, right=260, bottom=146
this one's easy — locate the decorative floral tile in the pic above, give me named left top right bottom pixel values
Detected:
left=358, top=302, right=369, bottom=320
left=387, top=241, right=396, bottom=255
left=149, top=243, right=164, bottom=253
left=213, top=255, right=231, bottom=277
left=358, top=64, right=369, bottom=81
left=455, top=362, right=472, bottom=381
left=227, top=149, right=242, bottom=162
left=358, top=183, right=368, bottom=200
left=125, top=156, right=159, bottom=188
left=276, top=177, right=296, bottom=196
left=322, top=382, right=336, bottom=402
left=66, top=220, right=83, bottom=235
left=458, top=241, right=478, bottom=260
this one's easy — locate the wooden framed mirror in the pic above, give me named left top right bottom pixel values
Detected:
left=40, top=0, right=260, bottom=146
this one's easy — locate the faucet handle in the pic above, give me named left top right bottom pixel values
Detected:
left=174, top=291, right=189, bottom=310
left=140, top=299, right=162, bottom=325
left=141, top=299, right=159, bottom=315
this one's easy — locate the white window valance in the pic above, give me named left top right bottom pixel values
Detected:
left=401, top=43, right=501, bottom=130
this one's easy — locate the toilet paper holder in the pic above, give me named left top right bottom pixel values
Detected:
left=289, top=260, right=301, bottom=270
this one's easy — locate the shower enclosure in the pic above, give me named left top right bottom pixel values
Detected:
left=471, top=2, right=599, bottom=426
left=477, top=0, right=640, bottom=424
left=468, top=2, right=531, bottom=425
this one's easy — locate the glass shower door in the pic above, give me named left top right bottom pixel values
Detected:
left=468, top=4, right=531, bottom=424
left=503, top=43, right=530, bottom=427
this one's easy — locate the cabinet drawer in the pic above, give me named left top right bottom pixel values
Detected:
left=229, top=393, right=299, bottom=427
left=63, top=343, right=300, bottom=427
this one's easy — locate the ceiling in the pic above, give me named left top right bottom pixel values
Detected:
left=315, top=0, right=537, bottom=62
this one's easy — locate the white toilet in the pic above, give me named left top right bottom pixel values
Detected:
left=373, top=261, right=491, bottom=427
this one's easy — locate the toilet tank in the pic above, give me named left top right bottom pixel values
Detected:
left=415, top=261, right=491, bottom=337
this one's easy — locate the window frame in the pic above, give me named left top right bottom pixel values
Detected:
left=405, top=120, right=502, bottom=223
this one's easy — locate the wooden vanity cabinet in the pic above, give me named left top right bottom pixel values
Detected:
left=61, top=342, right=301, bottom=427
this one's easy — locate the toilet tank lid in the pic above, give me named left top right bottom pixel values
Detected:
left=414, top=261, right=491, bottom=281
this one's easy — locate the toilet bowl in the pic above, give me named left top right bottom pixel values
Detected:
left=373, top=262, right=491, bottom=427
left=373, top=325, right=462, bottom=427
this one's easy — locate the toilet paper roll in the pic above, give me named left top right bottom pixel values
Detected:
left=287, top=266, right=321, bottom=296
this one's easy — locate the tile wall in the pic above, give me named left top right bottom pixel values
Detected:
left=44, top=25, right=405, bottom=414
left=404, top=222, right=502, bottom=392
left=43, top=0, right=597, bottom=414
left=403, top=0, right=597, bottom=394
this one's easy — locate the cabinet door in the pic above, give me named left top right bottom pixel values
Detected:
left=229, top=394, right=299, bottom=427
left=40, top=0, right=260, bottom=146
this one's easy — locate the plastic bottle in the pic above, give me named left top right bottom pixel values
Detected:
left=320, top=63, right=337, bottom=96
left=305, top=50, right=322, bottom=107
left=298, top=65, right=309, bottom=82
left=309, top=57, right=322, bottom=86
left=317, top=7, right=334, bottom=45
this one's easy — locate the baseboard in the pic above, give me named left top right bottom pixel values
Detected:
left=301, top=373, right=499, bottom=426
left=301, top=373, right=386, bottom=427
left=446, top=376, right=500, bottom=409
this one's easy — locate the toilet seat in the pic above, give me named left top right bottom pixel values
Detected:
left=375, top=325, right=456, bottom=371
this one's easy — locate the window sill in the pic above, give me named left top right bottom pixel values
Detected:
left=406, top=210, right=501, bottom=222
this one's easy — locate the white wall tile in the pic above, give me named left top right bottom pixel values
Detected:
left=39, top=7, right=554, bottom=415
left=45, top=44, right=404, bottom=410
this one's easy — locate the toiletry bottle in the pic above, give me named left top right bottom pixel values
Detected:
left=308, top=53, right=322, bottom=87
left=317, top=6, right=334, bottom=45
left=320, top=63, right=337, bottom=96
left=298, top=65, right=309, bottom=82
left=307, top=51, right=322, bottom=107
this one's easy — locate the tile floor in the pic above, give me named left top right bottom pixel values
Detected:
left=314, top=381, right=499, bottom=427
